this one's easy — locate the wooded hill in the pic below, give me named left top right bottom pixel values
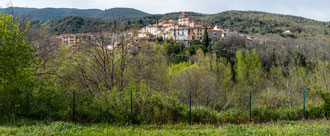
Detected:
left=0, top=7, right=149, bottom=21
left=200, top=11, right=330, bottom=42
left=32, top=16, right=110, bottom=35
left=4, top=7, right=329, bottom=42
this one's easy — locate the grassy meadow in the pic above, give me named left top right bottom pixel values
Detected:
left=0, top=120, right=329, bottom=136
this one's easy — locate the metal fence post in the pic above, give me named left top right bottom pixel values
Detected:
left=131, top=90, right=133, bottom=115
left=249, top=90, right=252, bottom=121
left=189, top=90, right=192, bottom=125
left=26, top=91, right=29, bottom=116
left=303, top=88, right=306, bottom=119
left=73, top=90, right=76, bottom=122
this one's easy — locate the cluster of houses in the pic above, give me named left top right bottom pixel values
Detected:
left=56, top=12, right=238, bottom=52
left=134, top=12, right=232, bottom=45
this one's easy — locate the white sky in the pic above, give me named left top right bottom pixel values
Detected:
left=1, top=0, right=330, bottom=21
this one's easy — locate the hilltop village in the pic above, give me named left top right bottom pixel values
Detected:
left=56, top=12, right=248, bottom=52
left=134, top=12, right=232, bottom=45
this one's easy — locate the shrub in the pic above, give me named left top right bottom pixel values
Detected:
left=217, top=108, right=248, bottom=124
left=306, top=104, right=327, bottom=119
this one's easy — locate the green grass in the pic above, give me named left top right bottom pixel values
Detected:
left=0, top=120, right=329, bottom=136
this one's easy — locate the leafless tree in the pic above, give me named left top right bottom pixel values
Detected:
left=71, top=23, right=137, bottom=96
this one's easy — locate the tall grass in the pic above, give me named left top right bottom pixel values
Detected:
left=0, top=120, right=329, bottom=136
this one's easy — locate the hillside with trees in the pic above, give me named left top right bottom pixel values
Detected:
left=41, top=16, right=109, bottom=35
left=135, top=10, right=330, bottom=42
left=0, top=7, right=150, bottom=21
left=201, top=11, right=330, bottom=42
left=32, top=16, right=146, bottom=35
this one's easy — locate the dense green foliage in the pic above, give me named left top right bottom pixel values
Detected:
left=0, top=120, right=329, bottom=135
left=44, top=16, right=108, bottom=35
left=0, top=12, right=38, bottom=116
left=164, top=39, right=188, bottom=63
left=30, top=16, right=144, bottom=34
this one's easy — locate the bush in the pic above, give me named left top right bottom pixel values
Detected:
left=319, top=91, right=330, bottom=117
left=188, top=106, right=217, bottom=124
left=306, top=104, right=327, bottom=119
left=71, top=82, right=188, bottom=124
left=217, top=108, right=248, bottom=124
left=251, top=106, right=302, bottom=122
left=184, top=45, right=207, bottom=55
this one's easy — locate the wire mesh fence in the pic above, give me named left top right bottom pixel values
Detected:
left=68, top=88, right=312, bottom=124
left=15, top=86, right=325, bottom=124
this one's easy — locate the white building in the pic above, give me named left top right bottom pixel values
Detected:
left=222, top=29, right=233, bottom=37
left=174, top=27, right=189, bottom=41
left=138, top=32, right=154, bottom=38
left=140, top=24, right=163, bottom=38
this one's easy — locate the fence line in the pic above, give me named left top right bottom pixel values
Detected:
left=21, top=88, right=311, bottom=123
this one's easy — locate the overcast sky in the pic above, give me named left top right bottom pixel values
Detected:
left=1, top=0, right=330, bottom=21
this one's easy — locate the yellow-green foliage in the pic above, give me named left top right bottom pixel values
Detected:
left=234, top=49, right=265, bottom=107
left=168, top=61, right=191, bottom=78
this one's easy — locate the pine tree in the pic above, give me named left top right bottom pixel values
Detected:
left=202, top=25, right=210, bottom=49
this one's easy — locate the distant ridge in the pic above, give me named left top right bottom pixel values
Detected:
left=0, top=7, right=150, bottom=21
